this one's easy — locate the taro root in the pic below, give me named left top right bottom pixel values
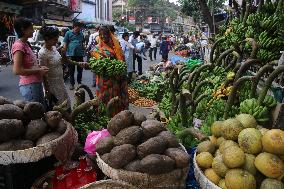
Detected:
left=101, top=153, right=110, bottom=164
left=0, top=119, right=24, bottom=143
left=96, top=136, right=114, bottom=155
left=56, top=120, right=67, bottom=134
left=36, top=132, right=61, bottom=145
left=140, top=154, right=175, bottom=175
left=141, top=120, right=166, bottom=139
left=0, top=104, right=25, bottom=120
left=13, top=100, right=27, bottom=109
left=164, top=148, right=190, bottom=168
left=0, top=96, right=12, bottom=105
left=45, top=111, right=62, bottom=129
left=107, top=144, right=136, bottom=169
left=25, top=119, right=48, bottom=141
left=107, top=110, right=134, bottom=136
left=114, top=126, right=143, bottom=146
left=0, top=140, right=34, bottom=151
left=158, top=131, right=180, bottom=148
left=24, top=102, right=45, bottom=120
left=137, top=136, right=167, bottom=158
left=133, top=112, right=146, bottom=126
left=124, top=160, right=142, bottom=172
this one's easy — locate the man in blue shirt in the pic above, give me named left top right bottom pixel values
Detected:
left=63, top=22, right=85, bottom=90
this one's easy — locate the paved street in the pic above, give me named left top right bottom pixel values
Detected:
left=0, top=52, right=166, bottom=105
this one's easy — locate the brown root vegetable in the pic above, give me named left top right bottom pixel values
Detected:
left=25, top=119, right=48, bottom=141
left=141, top=120, right=166, bottom=139
left=45, top=111, right=62, bottom=129
left=137, top=136, right=167, bottom=158
left=133, top=112, right=146, bottom=126
left=101, top=153, right=110, bottom=163
left=13, top=100, right=28, bottom=109
left=164, top=148, right=190, bottom=168
left=0, top=104, right=25, bottom=120
left=114, top=126, right=143, bottom=146
left=140, top=154, right=175, bottom=175
left=158, top=131, right=180, bottom=148
left=0, top=119, right=24, bottom=143
left=36, top=132, right=61, bottom=145
left=107, top=144, right=136, bottom=169
left=0, top=96, right=12, bottom=105
left=0, top=140, right=34, bottom=151
left=24, top=102, right=45, bottom=120
left=96, top=136, right=114, bottom=155
left=124, top=160, right=142, bottom=172
left=107, top=110, right=134, bottom=136
left=56, top=120, right=67, bottom=134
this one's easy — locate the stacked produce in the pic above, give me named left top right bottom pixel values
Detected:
left=89, top=57, right=127, bottom=77
left=195, top=113, right=284, bottom=189
left=0, top=96, right=67, bottom=151
left=96, top=110, right=190, bottom=175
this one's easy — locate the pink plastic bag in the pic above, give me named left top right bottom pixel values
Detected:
left=84, top=129, right=110, bottom=156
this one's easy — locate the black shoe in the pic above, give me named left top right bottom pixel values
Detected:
left=69, top=85, right=74, bottom=90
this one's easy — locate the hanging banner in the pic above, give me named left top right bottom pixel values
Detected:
left=147, top=17, right=152, bottom=24
left=70, top=0, right=82, bottom=12
left=129, top=16, right=135, bottom=24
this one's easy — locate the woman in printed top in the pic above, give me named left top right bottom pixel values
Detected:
left=12, top=17, right=49, bottom=106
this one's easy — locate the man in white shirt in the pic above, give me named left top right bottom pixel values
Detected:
left=149, top=34, right=158, bottom=61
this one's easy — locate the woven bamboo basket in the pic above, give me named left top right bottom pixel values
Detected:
left=81, top=180, right=139, bottom=189
left=193, top=152, right=221, bottom=189
left=0, top=121, right=78, bottom=165
left=96, top=145, right=189, bottom=189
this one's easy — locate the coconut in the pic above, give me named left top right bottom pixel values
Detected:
left=262, top=129, right=284, bottom=155
left=218, top=179, right=228, bottom=189
left=223, top=146, right=245, bottom=168
left=254, top=152, right=284, bottom=179
left=236, top=114, right=257, bottom=128
left=222, top=118, right=243, bottom=141
left=196, top=152, right=213, bottom=169
left=238, top=128, right=262, bottom=155
left=211, top=121, right=223, bottom=137
left=196, top=140, right=215, bottom=154
left=260, top=178, right=284, bottom=189
left=219, top=140, right=238, bottom=154
left=216, top=137, right=226, bottom=147
left=225, top=169, right=256, bottom=189
left=242, top=154, right=257, bottom=176
left=204, top=168, right=221, bottom=185
left=212, top=155, right=229, bottom=178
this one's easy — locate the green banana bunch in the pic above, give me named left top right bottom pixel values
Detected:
left=89, top=58, right=127, bottom=77
left=240, top=98, right=269, bottom=124
left=263, top=95, right=277, bottom=108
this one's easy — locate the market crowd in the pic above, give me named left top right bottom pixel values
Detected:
left=11, top=17, right=174, bottom=112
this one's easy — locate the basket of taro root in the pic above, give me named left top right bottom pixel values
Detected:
left=95, top=110, right=190, bottom=189
left=0, top=96, right=77, bottom=165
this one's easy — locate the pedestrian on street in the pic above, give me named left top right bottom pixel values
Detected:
left=160, top=36, right=171, bottom=61
left=120, top=32, right=134, bottom=83
left=12, top=17, right=49, bottom=106
left=38, top=26, right=83, bottom=111
left=149, top=34, right=158, bottom=61
left=63, top=21, right=85, bottom=90
left=87, top=25, right=100, bottom=87
left=129, top=31, right=141, bottom=74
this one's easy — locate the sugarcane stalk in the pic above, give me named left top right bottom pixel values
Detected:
left=215, top=48, right=235, bottom=67
left=250, top=64, right=274, bottom=98
left=224, top=76, right=253, bottom=119
left=234, top=59, right=261, bottom=81
left=210, top=38, right=225, bottom=64
left=258, top=65, right=284, bottom=105
left=191, top=64, right=213, bottom=91
left=76, top=84, right=94, bottom=100
left=71, top=98, right=101, bottom=124
left=192, top=80, right=214, bottom=99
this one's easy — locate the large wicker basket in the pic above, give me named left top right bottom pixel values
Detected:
left=0, top=121, right=78, bottom=165
left=193, top=152, right=221, bottom=189
left=81, top=180, right=139, bottom=189
left=96, top=145, right=189, bottom=189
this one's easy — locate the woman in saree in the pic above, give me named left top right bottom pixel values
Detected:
left=91, top=26, right=129, bottom=113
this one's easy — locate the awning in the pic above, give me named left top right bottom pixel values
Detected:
left=44, top=19, right=73, bottom=27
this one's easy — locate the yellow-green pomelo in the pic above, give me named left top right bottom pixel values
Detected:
left=238, top=128, right=262, bottom=154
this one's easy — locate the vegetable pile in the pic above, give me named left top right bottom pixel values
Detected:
left=96, top=110, right=190, bottom=175
left=0, top=96, right=67, bottom=151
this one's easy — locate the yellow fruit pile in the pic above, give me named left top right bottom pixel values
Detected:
left=195, top=113, right=284, bottom=189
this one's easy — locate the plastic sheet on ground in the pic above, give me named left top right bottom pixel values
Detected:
left=185, top=148, right=201, bottom=189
